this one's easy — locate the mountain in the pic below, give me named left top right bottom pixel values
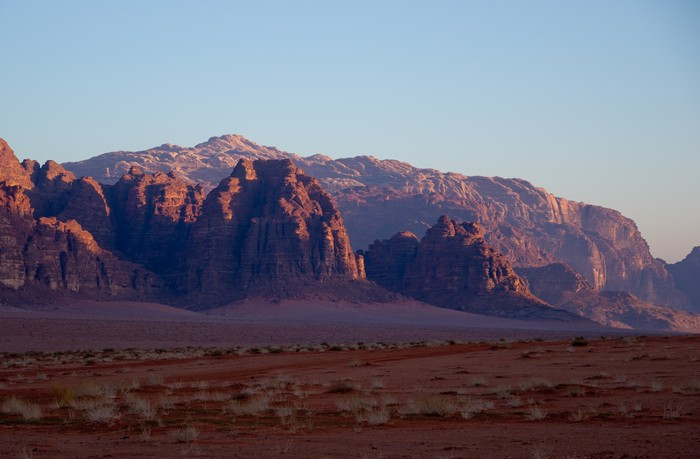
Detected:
left=62, top=134, right=687, bottom=308
left=518, top=263, right=700, bottom=332
left=185, top=158, right=369, bottom=304
left=666, top=247, right=700, bottom=313
left=0, top=141, right=160, bottom=301
left=363, top=216, right=585, bottom=322
left=0, top=138, right=380, bottom=306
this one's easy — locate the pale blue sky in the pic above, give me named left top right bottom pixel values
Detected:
left=1, top=0, right=698, bottom=262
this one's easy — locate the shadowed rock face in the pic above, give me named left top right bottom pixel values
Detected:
left=363, top=216, right=583, bottom=321
left=107, top=167, right=206, bottom=289
left=0, top=181, right=159, bottom=299
left=187, top=159, right=365, bottom=299
left=666, top=247, right=700, bottom=313
left=518, top=263, right=700, bottom=331
left=61, top=134, right=687, bottom=307
left=1, top=137, right=373, bottom=306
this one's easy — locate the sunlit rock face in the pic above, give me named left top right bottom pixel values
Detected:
left=63, top=134, right=687, bottom=307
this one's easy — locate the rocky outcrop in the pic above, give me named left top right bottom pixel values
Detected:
left=187, top=159, right=365, bottom=300
left=23, top=217, right=160, bottom=295
left=62, top=134, right=687, bottom=307
left=107, top=167, right=206, bottom=288
left=364, top=216, right=584, bottom=322
left=0, top=181, right=159, bottom=302
left=1, top=138, right=379, bottom=307
left=0, top=139, right=34, bottom=189
left=518, top=263, right=700, bottom=331
left=666, top=247, right=700, bottom=313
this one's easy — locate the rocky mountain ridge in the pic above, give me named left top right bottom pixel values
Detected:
left=518, top=263, right=700, bottom=331
left=666, top=247, right=700, bottom=313
left=0, top=138, right=378, bottom=306
left=363, top=216, right=583, bottom=322
left=62, top=134, right=688, bottom=308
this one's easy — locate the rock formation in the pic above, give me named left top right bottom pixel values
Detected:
left=107, top=167, right=206, bottom=289
left=666, top=247, right=700, bottom=313
left=1, top=137, right=379, bottom=307
left=62, top=134, right=688, bottom=307
left=364, top=216, right=584, bottom=321
left=0, top=180, right=159, bottom=302
left=518, top=263, right=700, bottom=331
left=187, top=159, right=366, bottom=301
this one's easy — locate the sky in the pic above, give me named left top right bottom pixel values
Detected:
left=1, top=0, right=698, bottom=262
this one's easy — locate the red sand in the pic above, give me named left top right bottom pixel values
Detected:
left=0, top=336, right=698, bottom=457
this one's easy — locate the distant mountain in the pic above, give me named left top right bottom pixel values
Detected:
left=518, top=263, right=700, bottom=332
left=666, top=247, right=700, bottom=313
left=64, top=134, right=688, bottom=308
left=363, top=216, right=587, bottom=323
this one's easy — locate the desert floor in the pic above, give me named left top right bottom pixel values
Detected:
left=1, top=334, right=698, bottom=458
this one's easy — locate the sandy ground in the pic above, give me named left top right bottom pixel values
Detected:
left=0, top=336, right=698, bottom=458
left=0, top=299, right=609, bottom=352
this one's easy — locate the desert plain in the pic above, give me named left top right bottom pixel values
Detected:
left=1, top=301, right=698, bottom=458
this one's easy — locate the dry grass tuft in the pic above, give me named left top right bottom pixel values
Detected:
left=84, top=405, right=119, bottom=423
left=459, top=397, right=494, bottom=419
left=1, top=397, right=42, bottom=420
left=415, top=396, right=458, bottom=417
left=526, top=404, right=548, bottom=421
left=170, top=426, right=199, bottom=443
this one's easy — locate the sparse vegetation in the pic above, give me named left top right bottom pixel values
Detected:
left=526, top=404, right=548, bottom=421
left=170, top=426, right=199, bottom=443
left=1, top=397, right=42, bottom=420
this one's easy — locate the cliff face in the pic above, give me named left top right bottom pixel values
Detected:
left=187, top=159, right=365, bottom=299
left=107, top=167, right=206, bottom=289
left=667, top=247, right=700, bottom=312
left=0, top=181, right=159, bottom=301
left=364, top=216, right=584, bottom=322
left=518, top=263, right=700, bottom=331
left=62, top=134, right=687, bottom=307
left=2, top=137, right=372, bottom=306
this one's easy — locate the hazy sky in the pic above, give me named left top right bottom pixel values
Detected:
left=1, top=1, right=698, bottom=262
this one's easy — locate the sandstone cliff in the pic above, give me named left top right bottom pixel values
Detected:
left=62, top=134, right=687, bottom=307
left=364, top=216, right=585, bottom=322
left=2, top=137, right=379, bottom=306
left=187, top=159, right=367, bottom=302
left=518, top=263, right=700, bottom=331
left=107, top=167, right=206, bottom=289
left=666, top=247, right=700, bottom=313
left=0, top=182, right=160, bottom=303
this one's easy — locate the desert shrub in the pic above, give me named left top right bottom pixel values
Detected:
left=335, top=396, right=368, bottom=413
left=124, top=394, right=157, bottom=420
left=571, top=336, right=588, bottom=347
left=1, top=397, right=42, bottom=420
left=415, top=396, right=457, bottom=417
left=227, top=396, right=271, bottom=416
left=518, top=378, right=553, bottom=392
left=663, top=402, right=684, bottom=419
left=568, top=407, right=593, bottom=422
left=459, top=398, right=494, bottom=419
left=52, top=385, right=76, bottom=407
left=170, top=426, right=199, bottom=443
left=84, top=405, right=119, bottom=423
left=358, top=407, right=390, bottom=425
left=526, top=404, right=548, bottom=421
